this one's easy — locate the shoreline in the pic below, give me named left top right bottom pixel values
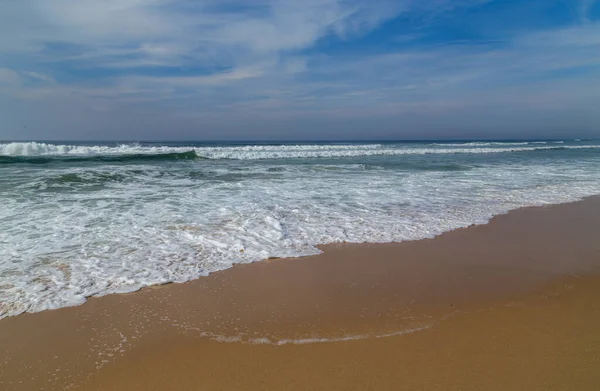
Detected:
left=1, top=196, right=600, bottom=390
left=4, top=194, right=599, bottom=321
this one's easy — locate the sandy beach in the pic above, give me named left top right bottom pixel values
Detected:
left=3, top=1, right=600, bottom=389
left=1, top=197, right=600, bottom=390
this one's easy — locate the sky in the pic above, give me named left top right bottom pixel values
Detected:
left=0, top=0, right=599, bottom=141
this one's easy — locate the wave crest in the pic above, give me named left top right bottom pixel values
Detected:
left=1, top=141, right=598, bottom=162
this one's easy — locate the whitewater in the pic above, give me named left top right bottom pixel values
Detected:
left=1, top=140, right=599, bottom=318
left=0, top=140, right=595, bottom=160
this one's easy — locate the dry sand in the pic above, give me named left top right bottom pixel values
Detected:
left=1, top=197, right=600, bottom=390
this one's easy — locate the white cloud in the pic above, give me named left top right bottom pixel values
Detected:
left=0, top=1, right=402, bottom=66
left=0, top=0, right=416, bottom=105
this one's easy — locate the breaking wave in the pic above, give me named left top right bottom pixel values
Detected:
left=1, top=141, right=599, bottom=162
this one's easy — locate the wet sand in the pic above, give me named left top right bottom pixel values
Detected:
left=1, top=197, right=600, bottom=390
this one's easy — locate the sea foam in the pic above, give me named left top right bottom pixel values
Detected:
left=1, top=141, right=599, bottom=318
left=1, top=141, right=599, bottom=160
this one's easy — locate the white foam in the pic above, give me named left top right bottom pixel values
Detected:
left=0, top=142, right=385, bottom=157
left=0, top=143, right=600, bottom=318
left=194, top=325, right=432, bottom=346
left=191, top=145, right=579, bottom=159
left=433, top=141, right=532, bottom=147
left=2, top=141, right=599, bottom=160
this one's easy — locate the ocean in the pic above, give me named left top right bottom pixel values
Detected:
left=1, top=139, right=599, bottom=318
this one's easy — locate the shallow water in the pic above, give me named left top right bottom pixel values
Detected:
left=1, top=139, right=599, bottom=318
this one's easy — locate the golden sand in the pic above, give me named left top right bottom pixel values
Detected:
left=1, top=197, right=600, bottom=390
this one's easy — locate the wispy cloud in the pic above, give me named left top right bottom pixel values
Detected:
left=0, top=0, right=599, bottom=140
left=1, top=1, right=404, bottom=69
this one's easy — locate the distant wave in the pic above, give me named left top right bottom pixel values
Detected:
left=0, top=142, right=384, bottom=156
left=1, top=142, right=599, bottom=162
left=434, top=141, right=567, bottom=147
left=0, top=150, right=202, bottom=164
left=432, top=142, right=532, bottom=147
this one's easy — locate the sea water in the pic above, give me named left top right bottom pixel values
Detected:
left=1, top=140, right=599, bottom=318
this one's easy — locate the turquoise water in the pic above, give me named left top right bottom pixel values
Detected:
left=1, top=140, right=599, bottom=318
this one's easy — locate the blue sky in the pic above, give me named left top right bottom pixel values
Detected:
left=0, top=0, right=599, bottom=140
